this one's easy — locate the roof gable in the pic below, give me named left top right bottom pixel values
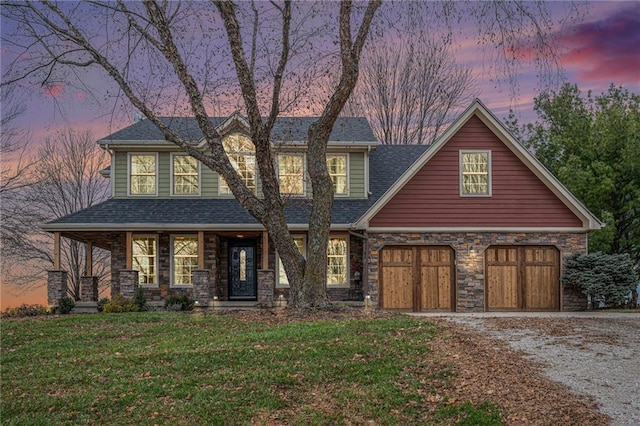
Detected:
left=355, top=99, right=602, bottom=231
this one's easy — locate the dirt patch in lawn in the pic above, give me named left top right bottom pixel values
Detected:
left=219, top=309, right=609, bottom=425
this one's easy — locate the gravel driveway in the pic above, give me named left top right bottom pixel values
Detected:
left=417, top=312, right=640, bottom=426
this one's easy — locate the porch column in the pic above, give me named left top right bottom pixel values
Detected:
left=85, top=241, right=93, bottom=276
left=80, top=276, right=99, bottom=302
left=198, top=231, right=205, bottom=269
left=257, top=269, right=274, bottom=308
left=262, top=231, right=269, bottom=270
left=47, top=270, right=68, bottom=306
left=192, top=269, right=211, bottom=307
left=53, top=232, right=61, bottom=269
left=119, top=269, right=139, bottom=299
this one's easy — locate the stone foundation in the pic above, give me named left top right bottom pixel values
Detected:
left=192, top=269, right=212, bottom=306
left=119, top=269, right=139, bottom=299
left=47, top=270, right=68, bottom=306
left=80, top=276, right=99, bottom=302
left=257, top=270, right=274, bottom=307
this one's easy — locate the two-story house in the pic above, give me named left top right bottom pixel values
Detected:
left=43, top=100, right=602, bottom=312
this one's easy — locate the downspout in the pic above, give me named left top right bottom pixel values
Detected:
left=104, top=144, right=115, bottom=198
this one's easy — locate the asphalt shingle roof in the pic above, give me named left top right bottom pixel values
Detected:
left=99, top=117, right=377, bottom=143
left=46, top=145, right=429, bottom=228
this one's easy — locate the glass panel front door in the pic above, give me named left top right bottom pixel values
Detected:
left=229, top=240, right=257, bottom=300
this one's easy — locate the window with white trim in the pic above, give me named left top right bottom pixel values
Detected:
left=130, top=154, right=157, bottom=195
left=219, top=133, right=256, bottom=194
left=327, top=236, right=348, bottom=286
left=327, top=155, right=347, bottom=195
left=460, top=150, right=491, bottom=196
left=132, top=235, right=157, bottom=285
left=278, top=154, right=305, bottom=195
left=172, top=155, right=199, bottom=195
left=172, top=235, right=198, bottom=286
left=277, top=236, right=306, bottom=287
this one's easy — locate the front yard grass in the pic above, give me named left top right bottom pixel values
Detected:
left=1, top=311, right=501, bottom=425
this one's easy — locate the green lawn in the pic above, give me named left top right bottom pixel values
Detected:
left=1, top=312, right=502, bottom=425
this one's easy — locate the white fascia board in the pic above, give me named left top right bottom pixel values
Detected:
left=41, top=222, right=354, bottom=232
left=472, top=104, right=604, bottom=231
left=366, top=227, right=591, bottom=233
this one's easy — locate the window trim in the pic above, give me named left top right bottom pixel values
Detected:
left=277, top=153, right=306, bottom=196
left=327, top=154, right=349, bottom=197
left=219, top=133, right=256, bottom=196
left=171, top=153, right=201, bottom=196
left=326, top=234, right=349, bottom=287
left=128, top=153, right=158, bottom=196
left=276, top=235, right=307, bottom=288
left=459, top=150, right=492, bottom=197
left=170, top=234, right=199, bottom=287
left=131, top=234, right=159, bottom=287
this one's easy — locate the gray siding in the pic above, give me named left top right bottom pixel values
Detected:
left=349, top=152, right=365, bottom=198
left=114, top=151, right=128, bottom=197
left=112, top=149, right=368, bottom=199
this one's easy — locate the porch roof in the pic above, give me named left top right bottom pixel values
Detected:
left=42, top=145, right=430, bottom=233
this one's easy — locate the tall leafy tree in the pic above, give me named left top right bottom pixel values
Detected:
left=523, top=84, right=640, bottom=265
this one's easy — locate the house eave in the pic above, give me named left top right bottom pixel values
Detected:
left=41, top=222, right=354, bottom=233
left=365, top=226, right=593, bottom=233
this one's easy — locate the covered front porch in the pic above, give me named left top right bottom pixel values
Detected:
left=46, top=229, right=366, bottom=310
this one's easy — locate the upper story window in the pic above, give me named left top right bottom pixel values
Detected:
left=172, top=154, right=200, bottom=195
left=219, top=133, right=256, bottom=194
left=132, top=235, right=157, bottom=286
left=460, top=150, right=491, bottom=196
left=278, top=154, right=305, bottom=195
left=327, top=155, right=348, bottom=195
left=130, top=154, right=157, bottom=195
left=172, top=235, right=198, bottom=286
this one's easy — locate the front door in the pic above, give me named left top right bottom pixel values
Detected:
left=228, top=240, right=257, bottom=300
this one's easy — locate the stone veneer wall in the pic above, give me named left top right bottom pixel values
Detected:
left=47, top=270, right=68, bottom=306
left=80, top=276, right=99, bottom=302
left=366, top=232, right=588, bottom=312
left=257, top=270, right=275, bottom=307
left=192, top=269, right=211, bottom=305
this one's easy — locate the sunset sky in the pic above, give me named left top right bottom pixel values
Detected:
left=1, top=1, right=639, bottom=310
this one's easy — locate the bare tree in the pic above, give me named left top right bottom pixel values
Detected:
left=1, top=0, right=576, bottom=307
left=348, top=32, right=477, bottom=145
left=1, top=129, right=110, bottom=299
left=1, top=0, right=381, bottom=307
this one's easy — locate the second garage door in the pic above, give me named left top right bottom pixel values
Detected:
left=486, top=246, right=560, bottom=311
left=380, top=246, right=454, bottom=312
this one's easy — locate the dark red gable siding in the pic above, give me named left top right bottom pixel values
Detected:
left=370, top=115, right=583, bottom=228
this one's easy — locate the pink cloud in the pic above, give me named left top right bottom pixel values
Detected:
left=556, top=4, right=640, bottom=87
left=43, top=82, right=64, bottom=98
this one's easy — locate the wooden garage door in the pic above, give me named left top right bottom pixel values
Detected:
left=380, top=246, right=454, bottom=311
left=486, top=246, right=559, bottom=311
